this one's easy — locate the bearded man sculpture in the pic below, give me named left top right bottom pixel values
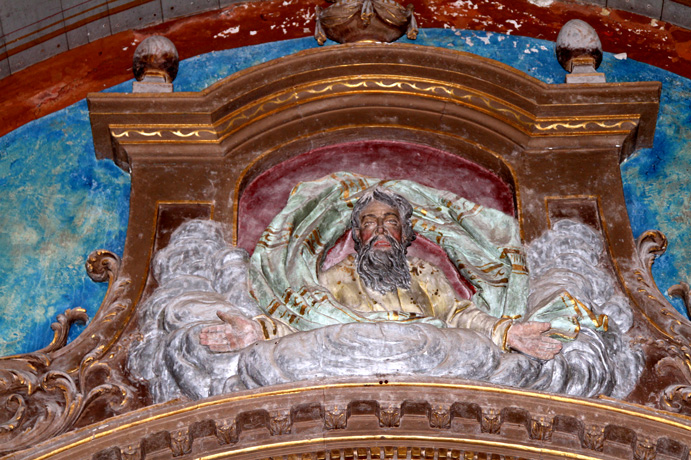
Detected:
left=129, top=172, right=642, bottom=402
left=202, top=187, right=561, bottom=360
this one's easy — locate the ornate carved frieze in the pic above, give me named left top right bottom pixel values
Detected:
left=6, top=380, right=690, bottom=460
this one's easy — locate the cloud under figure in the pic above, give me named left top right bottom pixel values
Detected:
left=128, top=218, right=642, bottom=403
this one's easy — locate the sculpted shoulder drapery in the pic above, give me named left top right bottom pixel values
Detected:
left=249, top=172, right=607, bottom=340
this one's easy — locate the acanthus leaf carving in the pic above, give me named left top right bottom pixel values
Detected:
left=121, top=444, right=142, bottom=460
left=324, top=405, right=348, bottom=430
left=215, top=418, right=238, bottom=445
left=633, top=230, right=691, bottom=337
left=268, top=409, right=292, bottom=435
left=669, top=282, right=691, bottom=318
left=428, top=403, right=451, bottom=429
left=480, top=408, right=502, bottom=434
left=529, top=416, right=554, bottom=441
left=0, top=250, right=137, bottom=455
left=582, top=424, right=605, bottom=452
left=170, top=428, right=192, bottom=457
left=634, top=438, right=657, bottom=460
left=377, top=402, right=401, bottom=428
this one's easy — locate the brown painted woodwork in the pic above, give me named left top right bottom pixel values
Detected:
left=5, top=42, right=691, bottom=459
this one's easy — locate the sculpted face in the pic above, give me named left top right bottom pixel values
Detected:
left=356, top=200, right=403, bottom=251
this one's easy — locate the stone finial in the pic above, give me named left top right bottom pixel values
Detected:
left=132, top=35, right=179, bottom=93
left=556, top=19, right=605, bottom=84
left=315, top=0, right=417, bottom=46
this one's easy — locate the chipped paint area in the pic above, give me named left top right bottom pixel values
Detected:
left=527, top=0, right=554, bottom=6
left=214, top=26, right=240, bottom=38
left=1, top=29, right=690, bottom=357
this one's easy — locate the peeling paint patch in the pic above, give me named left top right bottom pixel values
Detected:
left=527, top=0, right=554, bottom=6
left=214, top=26, right=240, bottom=38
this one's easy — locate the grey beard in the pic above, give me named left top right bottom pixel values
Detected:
left=356, top=236, right=411, bottom=294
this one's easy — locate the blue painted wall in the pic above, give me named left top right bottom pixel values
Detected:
left=0, top=29, right=688, bottom=357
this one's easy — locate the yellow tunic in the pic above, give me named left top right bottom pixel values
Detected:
left=316, top=254, right=512, bottom=349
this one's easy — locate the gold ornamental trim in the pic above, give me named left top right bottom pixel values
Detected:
left=198, top=434, right=609, bottom=460
left=107, top=75, right=643, bottom=146
left=25, top=381, right=691, bottom=460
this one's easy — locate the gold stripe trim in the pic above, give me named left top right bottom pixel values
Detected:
left=199, top=434, right=611, bottom=460
left=27, top=381, right=691, bottom=460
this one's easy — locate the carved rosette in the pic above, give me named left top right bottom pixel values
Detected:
left=0, top=250, right=137, bottom=455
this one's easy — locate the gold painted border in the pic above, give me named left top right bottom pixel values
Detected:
left=199, top=434, right=609, bottom=460
left=25, top=381, right=691, bottom=460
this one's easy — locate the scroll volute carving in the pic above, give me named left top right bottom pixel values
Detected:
left=0, top=250, right=139, bottom=454
left=626, top=230, right=691, bottom=414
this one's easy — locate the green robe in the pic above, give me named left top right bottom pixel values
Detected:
left=249, top=172, right=606, bottom=340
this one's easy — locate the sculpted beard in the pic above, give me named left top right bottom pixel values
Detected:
left=356, top=235, right=411, bottom=294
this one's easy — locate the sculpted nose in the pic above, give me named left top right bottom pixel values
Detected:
left=376, top=223, right=386, bottom=234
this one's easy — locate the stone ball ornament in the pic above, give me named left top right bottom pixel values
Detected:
left=132, top=35, right=179, bottom=84
left=556, top=19, right=603, bottom=73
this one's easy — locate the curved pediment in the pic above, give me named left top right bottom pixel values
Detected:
left=88, top=43, right=659, bottom=173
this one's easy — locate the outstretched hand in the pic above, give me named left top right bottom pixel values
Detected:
left=507, top=321, right=562, bottom=360
left=199, top=311, right=263, bottom=352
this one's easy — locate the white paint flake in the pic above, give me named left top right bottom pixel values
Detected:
left=527, top=0, right=554, bottom=6
left=614, top=53, right=627, bottom=60
left=506, top=19, right=521, bottom=29
left=478, top=34, right=492, bottom=45
left=250, top=31, right=257, bottom=36
left=214, top=26, right=240, bottom=38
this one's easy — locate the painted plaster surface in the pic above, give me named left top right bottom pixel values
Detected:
left=0, top=29, right=689, bottom=357
left=0, top=101, right=130, bottom=356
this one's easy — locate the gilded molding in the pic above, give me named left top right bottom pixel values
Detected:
left=106, top=76, right=644, bottom=148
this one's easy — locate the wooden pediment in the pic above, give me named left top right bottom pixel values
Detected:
left=7, top=43, right=691, bottom=460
